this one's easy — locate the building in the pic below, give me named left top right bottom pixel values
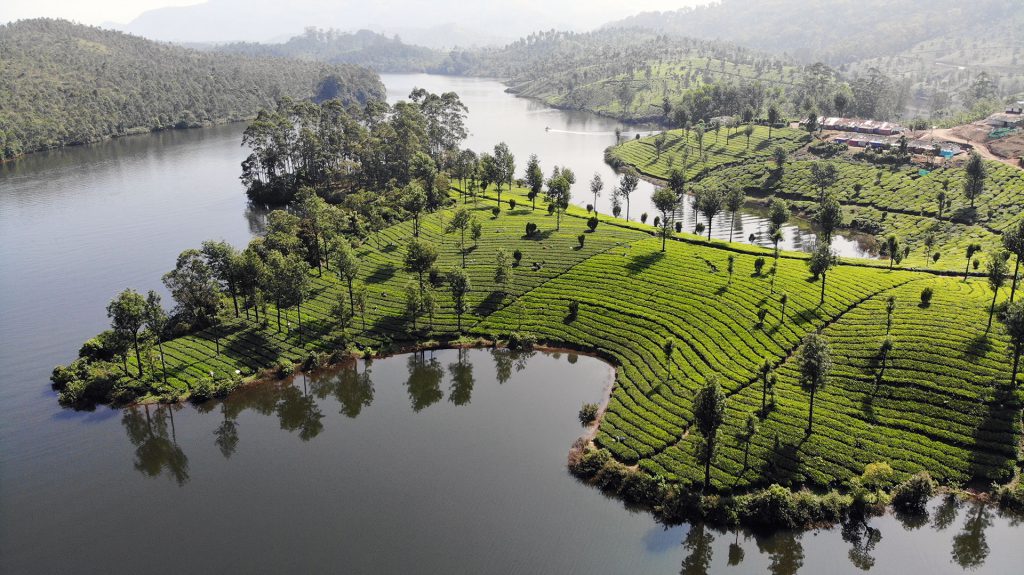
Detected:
left=808, top=116, right=904, bottom=135
left=1006, top=101, right=1024, bottom=114
left=907, top=139, right=961, bottom=158
left=985, top=113, right=1024, bottom=128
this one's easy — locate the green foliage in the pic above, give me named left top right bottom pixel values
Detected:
left=579, top=402, right=600, bottom=425
left=0, top=19, right=384, bottom=158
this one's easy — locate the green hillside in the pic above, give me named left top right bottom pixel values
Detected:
left=0, top=19, right=385, bottom=158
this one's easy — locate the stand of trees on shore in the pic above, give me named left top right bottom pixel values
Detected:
left=0, top=18, right=385, bottom=159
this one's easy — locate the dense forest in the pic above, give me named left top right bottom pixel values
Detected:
left=0, top=19, right=386, bottom=158
left=217, top=28, right=445, bottom=73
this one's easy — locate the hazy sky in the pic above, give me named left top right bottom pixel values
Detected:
left=1, top=0, right=699, bottom=27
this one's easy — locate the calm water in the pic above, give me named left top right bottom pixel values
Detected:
left=382, top=74, right=874, bottom=258
left=0, top=74, right=1019, bottom=574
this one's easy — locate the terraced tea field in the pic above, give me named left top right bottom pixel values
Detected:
left=615, top=130, right=1024, bottom=271
left=93, top=190, right=1024, bottom=494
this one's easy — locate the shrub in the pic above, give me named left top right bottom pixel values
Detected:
left=570, top=447, right=611, bottom=478
left=568, top=299, right=580, bottom=320
left=428, top=267, right=444, bottom=286
left=508, top=198, right=516, bottom=210
left=506, top=331, right=537, bottom=350
left=996, top=481, right=1024, bottom=513
left=578, top=402, right=599, bottom=424
left=276, top=361, right=295, bottom=379
left=891, top=471, right=935, bottom=513
left=302, top=353, right=321, bottom=371
left=860, top=462, right=898, bottom=490
left=754, top=257, right=766, bottom=275
left=594, top=459, right=630, bottom=493
left=191, top=377, right=216, bottom=403
left=547, top=203, right=555, bottom=215
left=621, top=470, right=661, bottom=505
left=586, top=203, right=593, bottom=213
left=513, top=249, right=523, bottom=264
left=587, top=216, right=599, bottom=232
left=491, top=206, right=500, bottom=218
left=920, top=287, right=934, bottom=306
left=577, top=234, right=586, bottom=249
left=738, top=484, right=800, bottom=529
left=640, top=212, right=648, bottom=224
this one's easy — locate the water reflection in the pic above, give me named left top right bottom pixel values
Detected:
left=841, top=519, right=882, bottom=571
left=407, top=351, right=445, bottom=411
left=680, top=523, right=715, bottom=575
left=122, top=404, right=189, bottom=485
left=310, top=359, right=374, bottom=418
left=755, top=530, right=805, bottom=575
left=448, top=348, right=475, bottom=406
left=951, top=502, right=992, bottom=570
left=275, top=375, right=324, bottom=441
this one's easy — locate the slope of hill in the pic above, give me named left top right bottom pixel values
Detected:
left=217, top=28, right=445, bottom=73
left=607, top=0, right=1021, bottom=66
left=435, top=29, right=815, bottom=124
left=0, top=19, right=386, bottom=158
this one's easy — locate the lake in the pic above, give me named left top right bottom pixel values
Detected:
left=0, top=74, right=1019, bottom=574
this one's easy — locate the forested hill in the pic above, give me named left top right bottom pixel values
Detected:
left=216, top=28, right=445, bottom=73
left=432, top=29, right=848, bottom=124
left=0, top=19, right=386, bottom=159
left=607, top=0, right=1022, bottom=66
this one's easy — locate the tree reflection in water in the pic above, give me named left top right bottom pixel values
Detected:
left=275, top=374, right=324, bottom=441
left=726, top=531, right=745, bottom=566
left=448, top=348, right=475, bottom=406
left=951, top=501, right=992, bottom=570
left=213, top=404, right=240, bottom=459
left=492, top=349, right=514, bottom=384
left=679, top=522, right=714, bottom=575
left=755, top=530, right=804, bottom=575
left=122, top=404, right=189, bottom=485
left=310, top=359, right=374, bottom=418
left=407, top=350, right=444, bottom=411
left=841, top=519, right=882, bottom=571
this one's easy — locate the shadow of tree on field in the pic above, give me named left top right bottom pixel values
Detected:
left=473, top=290, right=507, bottom=317
left=761, top=434, right=803, bottom=487
left=968, top=384, right=1019, bottom=483
left=626, top=250, right=665, bottom=274
left=366, top=263, right=397, bottom=284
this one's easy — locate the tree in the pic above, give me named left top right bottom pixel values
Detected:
left=1003, top=219, right=1024, bottom=302
left=768, top=197, right=789, bottom=259
left=279, top=252, right=311, bottom=343
left=986, top=252, right=1009, bottom=332
left=808, top=241, right=839, bottom=305
left=767, top=104, right=780, bottom=139
left=525, top=154, right=544, bottom=210
left=589, top=173, right=604, bottom=211
left=652, top=187, right=680, bottom=251
left=772, top=146, right=787, bottom=175
left=471, top=219, right=483, bottom=248
left=108, top=289, right=147, bottom=378
left=546, top=174, right=572, bottom=230
left=727, top=255, right=735, bottom=286
left=743, top=124, right=754, bottom=149
left=447, top=268, right=471, bottom=332
left=1001, top=302, right=1024, bottom=387
left=201, top=240, right=241, bottom=317
left=780, top=293, right=788, bottom=325
left=404, top=282, right=424, bottom=331
left=962, top=152, right=986, bottom=209
left=809, top=162, right=838, bottom=202
left=352, top=284, right=368, bottom=331
left=143, top=291, right=170, bottom=384
left=295, top=188, right=329, bottom=275
left=693, top=375, right=726, bottom=490
left=797, top=333, right=832, bottom=433
left=617, top=170, right=640, bottom=221
left=445, top=207, right=473, bottom=268
left=493, top=142, right=516, bottom=205
left=885, top=235, right=900, bottom=270
left=885, top=295, right=897, bottom=335
left=696, top=187, right=724, bottom=240
left=494, top=248, right=513, bottom=295
left=404, top=238, right=439, bottom=291
left=759, top=360, right=773, bottom=414
left=668, top=168, right=686, bottom=197
left=964, top=243, right=982, bottom=281
left=726, top=187, right=745, bottom=243
left=163, top=249, right=221, bottom=330
left=815, top=196, right=843, bottom=243
left=403, top=183, right=428, bottom=237
left=335, top=240, right=359, bottom=319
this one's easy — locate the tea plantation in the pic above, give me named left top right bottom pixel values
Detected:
left=81, top=191, right=1023, bottom=496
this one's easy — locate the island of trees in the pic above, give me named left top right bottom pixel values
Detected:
left=51, top=84, right=1024, bottom=530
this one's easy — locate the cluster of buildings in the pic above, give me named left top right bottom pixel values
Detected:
left=985, top=102, right=1024, bottom=129
left=812, top=116, right=904, bottom=136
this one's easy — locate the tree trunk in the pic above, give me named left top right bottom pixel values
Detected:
left=820, top=274, right=827, bottom=305
left=348, top=279, right=355, bottom=319
left=276, top=299, right=282, bottom=332
left=297, top=299, right=302, bottom=345
left=229, top=281, right=239, bottom=316
left=706, top=218, right=713, bottom=240
left=987, top=291, right=998, bottom=332
left=1011, top=346, right=1021, bottom=388
left=807, top=386, right=816, bottom=433
left=729, top=211, right=736, bottom=243
left=132, top=332, right=143, bottom=379
left=158, top=341, right=167, bottom=384
left=965, top=258, right=971, bottom=281
left=1011, top=257, right=1020, bottom=302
